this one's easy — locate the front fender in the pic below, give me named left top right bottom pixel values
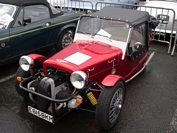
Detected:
left=102, top=74, right=125, bottom=87
left=101, top=74, right=127, bottom=103
left=28, top=54, right=47, bottom=63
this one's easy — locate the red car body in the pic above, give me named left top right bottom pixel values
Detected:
left=15, top=7, right=157, bottom=130
left=34, top=38, right=148, bottom=86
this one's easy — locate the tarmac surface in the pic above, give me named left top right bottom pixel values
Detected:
left=0, top=41, right=177, bottom=133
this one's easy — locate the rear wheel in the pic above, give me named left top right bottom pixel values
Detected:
left=55, top=29, right=74, bottom=51
left=95, top=81, right=125, bottom=130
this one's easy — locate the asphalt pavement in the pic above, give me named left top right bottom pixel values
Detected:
left=0, top=41, right=177, bottom=133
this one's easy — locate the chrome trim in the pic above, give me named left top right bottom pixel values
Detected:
left=126, top=52, right=155, bottom=83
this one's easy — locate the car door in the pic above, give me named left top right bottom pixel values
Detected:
left=118, top=22, right=149, bottom=80
left=129, top=22, right=148, bottom=71
left=9, top=4, right=53, bottom=56
left=0, top=29, right=10, bottom=60
left=0, top=4, right=16, bottom=61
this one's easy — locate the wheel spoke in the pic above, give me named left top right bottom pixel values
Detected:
left=95, top=82, right=125, bottom=130
left=109, top=88, right=123, bottom=123
left=62, top=31, right=73, bottom=48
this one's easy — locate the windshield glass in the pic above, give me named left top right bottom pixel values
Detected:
left=0, top=4, right=15, bottom=29
left=77, top=16, right=129, bottom=42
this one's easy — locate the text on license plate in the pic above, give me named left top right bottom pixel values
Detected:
left=28, top=106, right=53, bottom=123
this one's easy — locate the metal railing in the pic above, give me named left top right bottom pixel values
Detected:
left=137, top=5, right=176, bottom=55
left=47, top=0, right=94, bottom=11
left=47, top=0, right=177, bottom=55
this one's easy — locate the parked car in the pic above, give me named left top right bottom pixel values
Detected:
left=15, top=7, right=158, bottom=130
left=61, top=0, right=139, bottom=12
left=142, top=0, right=177, bottom=33
left=0, top=0, right=83, bottom=66
left=139, top=0, right=177, bottom=54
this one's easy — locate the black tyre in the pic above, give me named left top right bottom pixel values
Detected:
left=15, top=66, right=29, bottom=97
left=55, top=29, right=74, bottom=51
left=95, top=81, right=125, bottom=130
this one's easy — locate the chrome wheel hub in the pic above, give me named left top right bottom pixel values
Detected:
left=62, top=31, right=73, bottom=48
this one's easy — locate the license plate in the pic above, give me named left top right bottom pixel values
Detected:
left=28, top=106, right=53, bottom=123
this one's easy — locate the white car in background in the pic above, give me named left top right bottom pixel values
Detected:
left=141, top=0, right=177, bottom=34
left=138, top=0, right=177, bottom=55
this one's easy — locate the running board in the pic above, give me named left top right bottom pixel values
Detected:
left=144, top=52, right=155, bottom=67
left=126, top=52, right=155, bottom=83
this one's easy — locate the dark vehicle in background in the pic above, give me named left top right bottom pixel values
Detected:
left=15, top=7, right=158, bottom=130
left=0, top=0, right=83, bottom=66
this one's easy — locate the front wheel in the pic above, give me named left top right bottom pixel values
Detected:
left=15, top=67, right=30, bottom=97
left=95, top=81, right=125, bottom=130
left=15, top=62, right=42, bottom=97
left=55, top=29, right=74, bottom=51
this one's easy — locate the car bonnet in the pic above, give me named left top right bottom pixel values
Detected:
left=43, top=40, right=122, bottom=75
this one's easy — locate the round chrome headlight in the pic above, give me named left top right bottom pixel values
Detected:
left=19, top=56, right=34, bottom=71
left=70, top=71, right=87, bottom=89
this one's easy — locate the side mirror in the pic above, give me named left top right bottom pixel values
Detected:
left=22, top=18, right=31, bottom=26
left=134, top=42, right=143, bottom=50
left=24, top=18, right=31, bottom=23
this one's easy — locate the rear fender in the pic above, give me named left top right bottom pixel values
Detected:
left=58, top=23, right=77, bottom=36
left=28, top=54, right=47, bottom=63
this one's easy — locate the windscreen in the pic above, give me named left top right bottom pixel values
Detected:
left=77, top=16, right=130, bottom=42
left=0, top=3, right=15, bottom=29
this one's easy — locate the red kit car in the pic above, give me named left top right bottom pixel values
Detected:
left=15, top=7, right=158, bottom=130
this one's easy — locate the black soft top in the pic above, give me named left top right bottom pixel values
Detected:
left=0, top=0, right=63, bottom=18
left=0, top=0, right=49, bottom=6
left=85, top=7, right=150, bottom=26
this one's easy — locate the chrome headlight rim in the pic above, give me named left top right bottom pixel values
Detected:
left=19, top=55, right=34, bottom=72
left=70, top=71, right=87, bottom=89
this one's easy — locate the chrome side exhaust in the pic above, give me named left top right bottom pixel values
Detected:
left=126, top=52, right=155, bottom=83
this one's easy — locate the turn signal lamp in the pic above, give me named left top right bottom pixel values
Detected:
left=76, top=98, right=83, bottom=104
left=16, top=76, right=22, bottom=82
